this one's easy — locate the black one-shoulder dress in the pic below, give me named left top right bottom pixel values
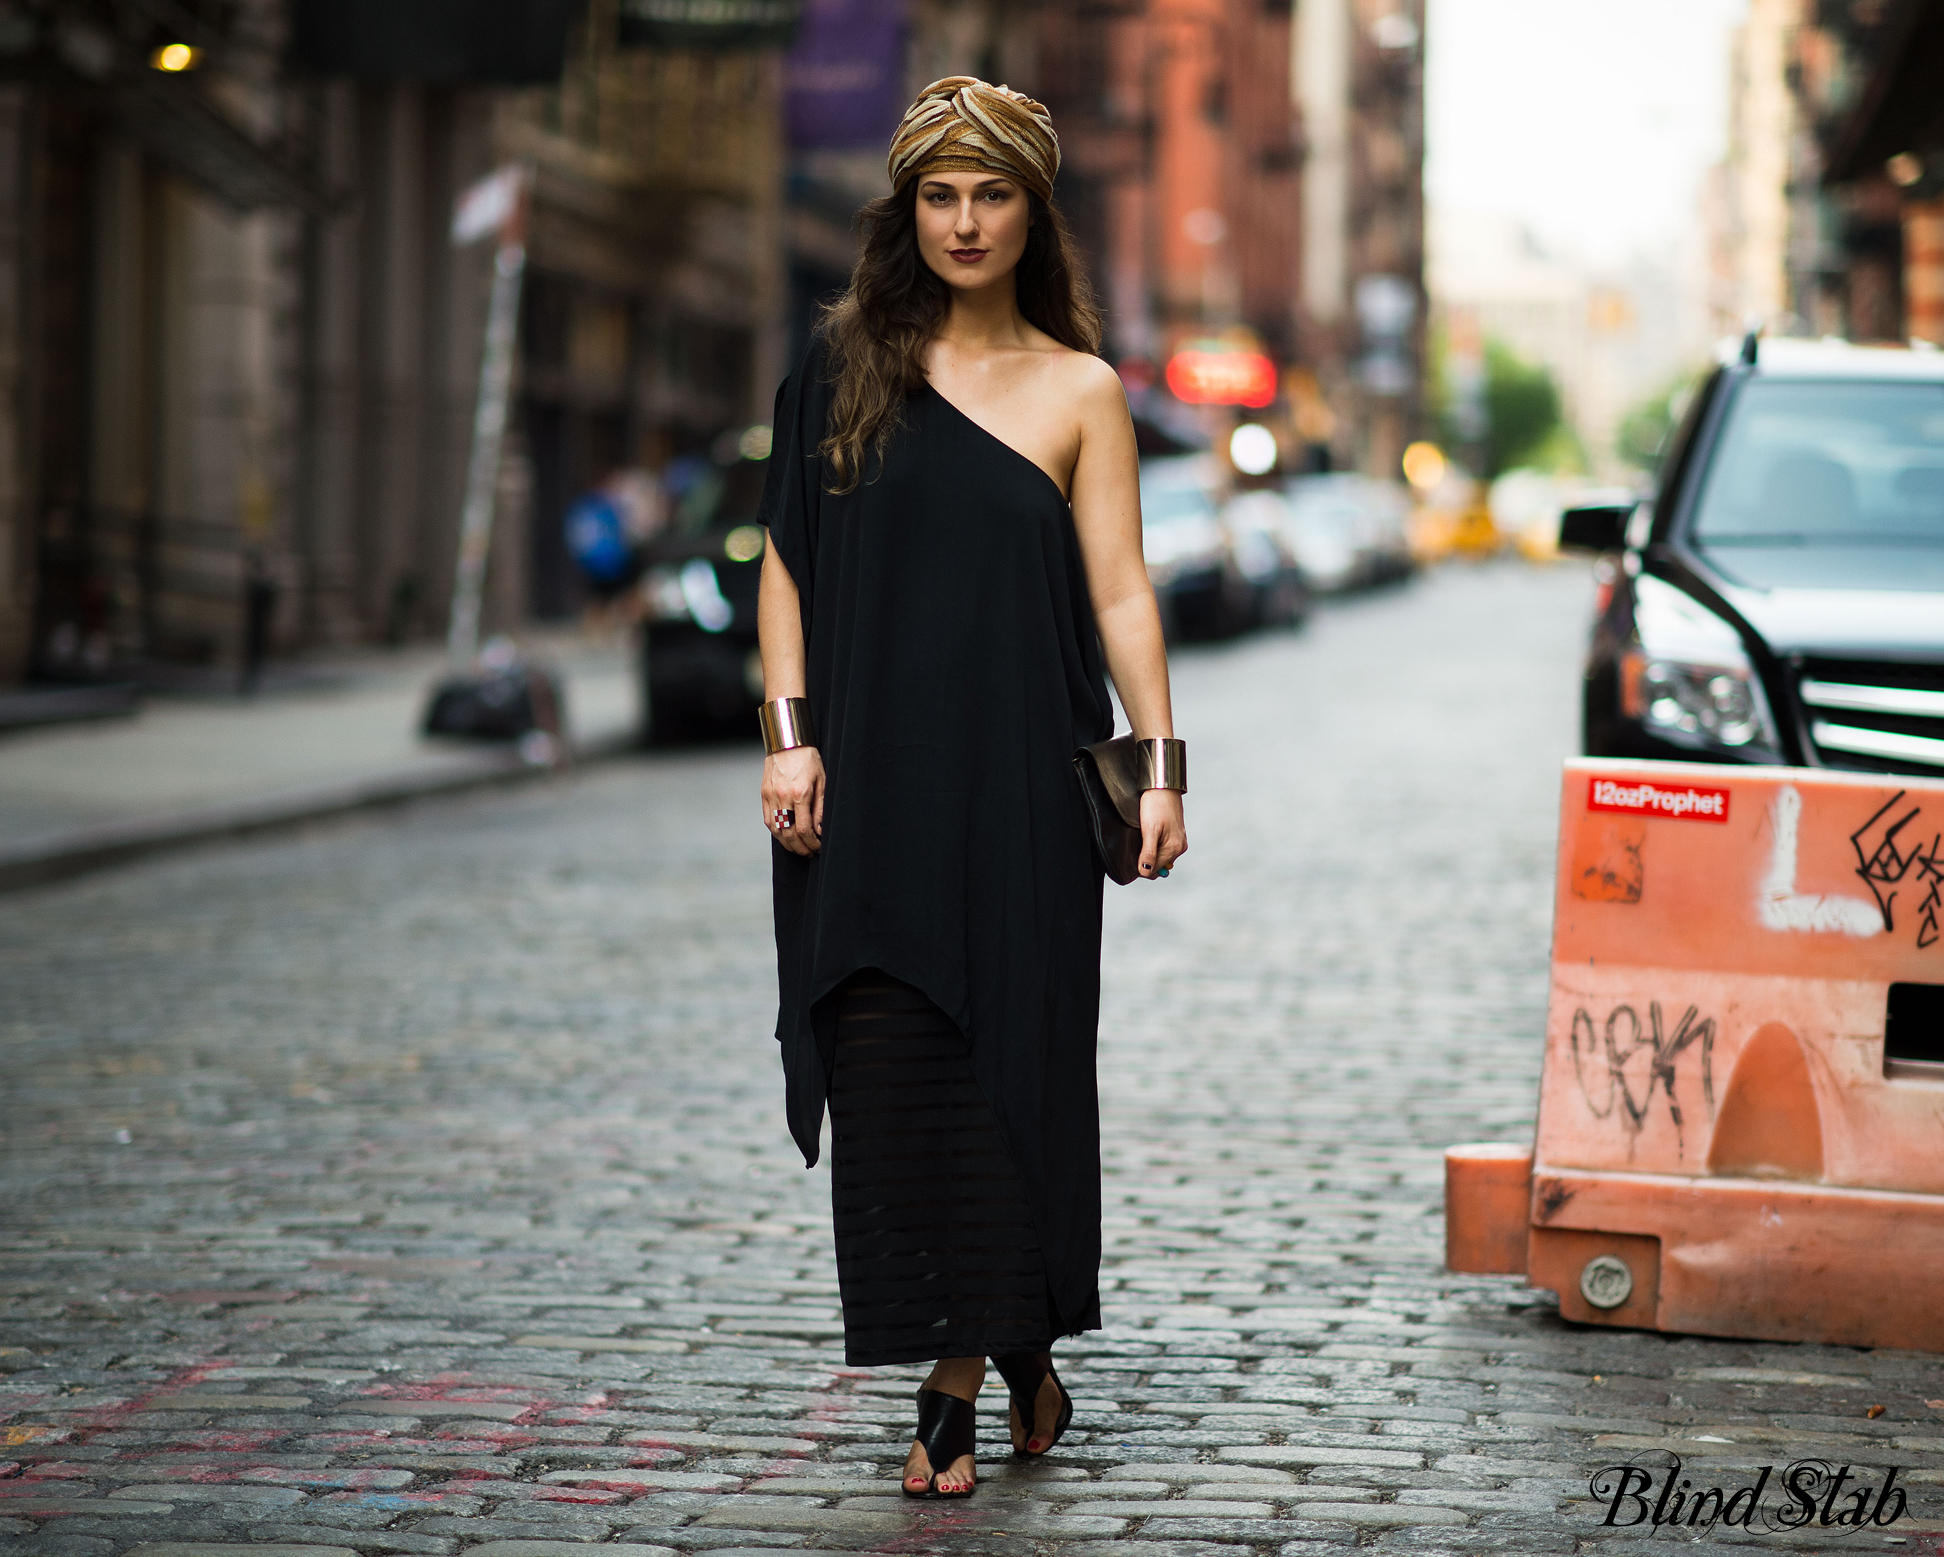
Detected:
left=759, top=337, right=1114, bottom=1367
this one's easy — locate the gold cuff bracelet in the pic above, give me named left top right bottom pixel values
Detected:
left=1140, top=737, right=1187, bottom=792
left=759, top=697, right=816, bottom=755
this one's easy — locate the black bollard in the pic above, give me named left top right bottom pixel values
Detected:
left=241, top=563, right=278, bottom=696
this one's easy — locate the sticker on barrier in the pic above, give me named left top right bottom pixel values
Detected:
left=1586, top=775, right=1731, bottom=823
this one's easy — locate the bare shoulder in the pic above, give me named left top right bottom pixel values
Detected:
left=1030, top=347, right=1127, bottom=428
left=1047, top=347, right=1125, bottom=401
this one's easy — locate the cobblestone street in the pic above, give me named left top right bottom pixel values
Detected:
left=4, top=561, right=1940, bottom=1556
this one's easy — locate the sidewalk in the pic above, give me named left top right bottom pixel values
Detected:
left=0, top=631, right=642, bottom=892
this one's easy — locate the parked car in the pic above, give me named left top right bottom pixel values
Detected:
left=637, top=454, right=768, bottom=742
left=1281, top=473, right=1414, bottom=593
left=1139, top=455, right=1255, bottom=640
left=1279, top=479, right=1360, bottom=593
left=1561, top=335, right=1944, bottom=775
left=1355, top=478, right=1416, bottom=586
left=1221, top=488, right=1312, bottom=629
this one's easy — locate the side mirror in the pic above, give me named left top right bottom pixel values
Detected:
left=1558, top=502, right=1635, bottom=553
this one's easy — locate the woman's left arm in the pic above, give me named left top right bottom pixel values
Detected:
left=1066, top=359, right=1186, bottom=880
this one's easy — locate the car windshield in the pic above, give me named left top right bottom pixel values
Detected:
left=1687, top=378, right=1944, bottom=590
left=1141, top=482, right=1213, bottom=527
left=669, top=460, right=768, bottom=539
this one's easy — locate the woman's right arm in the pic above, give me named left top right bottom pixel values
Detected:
left=758, top=542, right=826, bottom=855
left=1066, top=359, right=1187, bottom=881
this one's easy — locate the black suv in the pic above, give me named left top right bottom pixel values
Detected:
left=1563, top=336, right=1944, bottom=776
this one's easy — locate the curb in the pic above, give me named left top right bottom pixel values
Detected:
left=0, top=730, right=638, bottom=895
left=0, top=683, right=141, bottom=733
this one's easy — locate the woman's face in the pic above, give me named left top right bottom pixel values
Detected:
left=914, top=172, right=1030, bottom=295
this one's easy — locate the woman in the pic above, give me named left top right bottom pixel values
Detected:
left=755, top=77, right=1187, bottom=1499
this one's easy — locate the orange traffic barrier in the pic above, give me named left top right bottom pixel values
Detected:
left=1448, top=758, right=1944, bottom=1351
left=1444, top=1144, right=1532, bottom=1274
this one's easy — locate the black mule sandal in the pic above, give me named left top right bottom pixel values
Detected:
left=904, top=1386, right=978, bottom=1499
left=993, top=1351, right=1074, bottom=1458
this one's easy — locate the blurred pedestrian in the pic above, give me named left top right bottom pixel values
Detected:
left=564, top=469, right=666, bottom=629
left=754, top=77, right=1187, bottom=1499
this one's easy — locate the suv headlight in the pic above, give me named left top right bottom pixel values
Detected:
left=642, top=564, right=690, bottom=623
left=640, top=559, right=734, bottom=632
left=1620, top=575, right=1779, bottom=751
left=1624, top=656, right=1766, bottom=744
left=679, top=558, right=734, bottom=632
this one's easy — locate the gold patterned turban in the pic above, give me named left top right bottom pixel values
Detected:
left=886, top=76, right=1060, bottom=203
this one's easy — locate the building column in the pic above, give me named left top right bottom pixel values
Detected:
left=1294, top=0, right=1349, bottom=338
left=87, top=129, right=154, bottom=662
left=1152, top=0, right=1228, bottom=333
left=0, top=87, right=32, bottom=682
left=150, top=179, right=285, bottom=666
left=356, top=84, right=428, bottom=642
left=296, top=82, right=365, bottom=645
left=748, top=52, right=788, bottom=424
left=415, top=86, right=464, bottom=642
left=1906, top=198, right=1944, bottom=346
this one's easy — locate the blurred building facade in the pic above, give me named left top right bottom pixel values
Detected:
left=781, top=0, right=1035, bottom=365
left=1706, top=0, right=1795, bottom=336
left=0, top=0, right=788, bottom=687
left=781, top=0, right=1431, bottom=479
left=1707, top=0, right=1944, bottom=348
left=1031, top=0, right=1424, bottom=479
left=0, top=0, right=1432, bottom=688
left=1807, top=0, right=1944, bottom=347
left=511, top=8, right=788, bottom=620
left=1292, top=0, right=1426, bottom=480
left=1036, top=1, right=1302, bottom=363
left=1430, top=210, right=1700, bottom=480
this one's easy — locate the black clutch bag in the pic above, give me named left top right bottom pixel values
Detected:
left=1072, top=736, right=1148, bottom=885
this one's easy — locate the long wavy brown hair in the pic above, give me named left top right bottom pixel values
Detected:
left=817, top=183, right=1103, bottom=493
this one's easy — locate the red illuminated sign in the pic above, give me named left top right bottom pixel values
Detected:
left=1165, top=349, right=1278, bottom=408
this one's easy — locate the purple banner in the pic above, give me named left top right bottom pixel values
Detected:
left=784, top=0, right=905, bottom=150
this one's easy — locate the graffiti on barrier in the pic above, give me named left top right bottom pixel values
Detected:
left=1847, top=790, right=1943, bottom=950
left=1570, top=1000, right=1717, bottom=1150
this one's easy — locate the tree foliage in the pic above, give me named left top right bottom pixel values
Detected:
left=1479, top=340, right=1562, bottom=478
left=1430, top=334, right=1566, bottom=478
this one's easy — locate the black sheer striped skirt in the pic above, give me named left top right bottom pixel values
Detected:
left=826, top=971, right=1057, bottom=1366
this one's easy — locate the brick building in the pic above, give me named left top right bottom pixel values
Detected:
left=1813, top=0, right=1944, bottom=347
left=1035, top=0, right=1423, bottom=477
left=1710, top=0, right=1944, bottom=349
left=1037, top=0, right=1300, bottom=364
